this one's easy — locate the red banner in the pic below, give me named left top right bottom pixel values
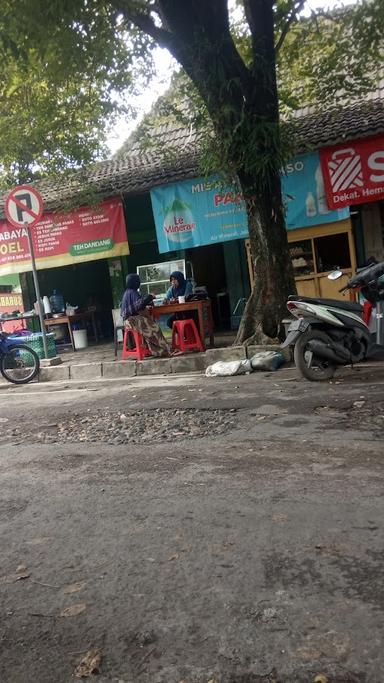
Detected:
left=0, top=198, right=129, bottom=276
left=320, top=136, right=384, bottom=209
left=0, top=292, right=25, bottom=333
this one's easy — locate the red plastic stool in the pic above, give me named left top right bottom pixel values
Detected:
left=172, top=319, right=204, bottom=353
left=122, top=327, right=152, bottom=361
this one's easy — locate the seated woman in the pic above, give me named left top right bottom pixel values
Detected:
left=164, top=271, right=194, bottom=329
left=121, top=274, right=171, bottom=358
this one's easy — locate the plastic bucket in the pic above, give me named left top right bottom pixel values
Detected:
left=73, top=329, right=88, bottom=350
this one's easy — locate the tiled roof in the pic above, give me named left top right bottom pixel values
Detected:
left=1, top=91, right=383, bottom=215
left=292, top=82, right=384, bottom=151
left=0, top=149, right=201, bottom=216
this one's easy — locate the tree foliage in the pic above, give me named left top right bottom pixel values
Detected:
left=0, top=0, right=154, bottom=186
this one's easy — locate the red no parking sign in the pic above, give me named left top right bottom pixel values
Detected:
left=3, top=184, right=50, bottom=359
left=4, top=184, right=44, bottom=228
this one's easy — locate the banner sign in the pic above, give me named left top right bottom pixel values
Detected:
left=283, top=152, right=349, bottom=229
left=151, top=153, right=349, bottom=253
left=0, top=198, right=129, bottom=276
left=151, top=175, right=249, bottom=253
left=0, top=292, right=24, bottom=333
left=320, top=135, right=384, bottom=209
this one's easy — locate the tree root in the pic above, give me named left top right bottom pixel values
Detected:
left=233, top=329, right=280, bottom=347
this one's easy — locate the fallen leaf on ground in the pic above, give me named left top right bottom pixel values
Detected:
left=16, top=564, right=28, bottom=573
left=60, top=602, right=86, bottom=617
left=74, top=648, right=102, bottom=678
left=272, top=514, right=288, bottom=523
left=63, top=581, right=86, bottom=595
left=314, top=675, right=329, bottom=683
left=314, top=543, right=348, bottom=556
left=296, top=646, right=322, bottom=659
left=26, top=537, right=50, bottom=546
left=14, top=572, right=30, bottom=581
left=168, top=553, right=179, bottom=561
left=0, top=575, right=17, bottom=584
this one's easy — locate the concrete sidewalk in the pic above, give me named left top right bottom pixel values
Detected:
left=38, top=341, right=288, bottom=382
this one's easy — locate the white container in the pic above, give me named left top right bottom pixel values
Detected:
left=43, top=295, right=51, bottom=314
left=178, top=296, right=186, bottom=304
left=315, top=164, right=330, bottom=215
left=73, top=329, right=88, bottom=350
left=34, top=298, right=44, bottom=314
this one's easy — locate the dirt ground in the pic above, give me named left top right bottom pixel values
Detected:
left=0, top=363, right=384, bottom=683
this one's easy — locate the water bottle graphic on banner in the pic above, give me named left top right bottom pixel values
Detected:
left=163, top=199, right=196, bottom=246
left=328, top=147, right=364, bottom=193
left=315, top=164, right=330, bottom=214
left=305, top=191, right=317, bottom=217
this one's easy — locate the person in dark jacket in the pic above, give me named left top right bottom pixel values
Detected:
left=164, top=271, right=193, bottom=302
left=121, top=274, right=171, bottom=357
left=164, top=270, right=195, bottom=330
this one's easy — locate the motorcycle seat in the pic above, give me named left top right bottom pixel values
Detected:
left=288, top=295, right=363, bottom=313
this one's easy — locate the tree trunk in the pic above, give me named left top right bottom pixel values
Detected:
left=124, top=0, right=297, bottom=343
left=234, top=171, right=296, bottom=345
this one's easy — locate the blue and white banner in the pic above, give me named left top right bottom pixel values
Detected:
left=283, top=152, right=349, bottom=230
left=150, top=153, right=349, bottom=253
left=151, top=175, right=249, bottom=254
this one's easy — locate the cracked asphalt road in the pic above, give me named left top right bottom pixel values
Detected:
left=0, top=363, right=383, bottom=682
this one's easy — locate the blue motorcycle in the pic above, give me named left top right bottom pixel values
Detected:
left=0, top=332, right=40, bottom=384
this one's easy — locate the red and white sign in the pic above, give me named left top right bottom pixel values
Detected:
left=5, top=185, right=44, bottom=228
left=320, top=136, right=384, bottom=209
left=0, top=293, right=25, bottom=334
left=0, top=198, right=129, bottom=276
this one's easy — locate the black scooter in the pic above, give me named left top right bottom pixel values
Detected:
left=282, top=261, right=384, bottom=381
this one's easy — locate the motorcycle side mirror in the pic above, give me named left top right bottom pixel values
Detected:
left=328, top=269, right=343, bottom=280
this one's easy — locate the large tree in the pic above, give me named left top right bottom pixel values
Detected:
left=1, top=0, right=383, bottom=342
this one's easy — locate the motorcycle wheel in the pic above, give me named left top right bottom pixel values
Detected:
left=294, top=329, right=336, bottom=381
left=0, top=344, right=40, bottom=384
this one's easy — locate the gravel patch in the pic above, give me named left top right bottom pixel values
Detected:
left=314, top=400, right=384, bottom=431
left=3, top=408, right=238, bottom=445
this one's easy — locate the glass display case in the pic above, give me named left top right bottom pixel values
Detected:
left=289, top=239, right=315, bottom=276
left=137, top=259, right=185, bottom=297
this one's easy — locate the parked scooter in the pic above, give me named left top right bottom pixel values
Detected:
left=282, top=261, right=384, bottom=381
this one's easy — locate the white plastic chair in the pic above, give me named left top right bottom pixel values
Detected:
left=112, top=308, right=124, bottom=357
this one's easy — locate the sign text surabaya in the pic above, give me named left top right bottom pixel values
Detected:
left=0, top=227, right=27, bottom=257
left=0, top=294, right=23, bottom=307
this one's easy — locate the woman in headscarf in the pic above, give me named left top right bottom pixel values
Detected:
left=164, top=271, right=194, bottom=329
left=121, top=274, right=171, bottom=357
left=165, top=271, right=193, bottom=302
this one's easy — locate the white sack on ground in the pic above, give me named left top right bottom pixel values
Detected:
left=205, top=359, right=252, bottom=377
